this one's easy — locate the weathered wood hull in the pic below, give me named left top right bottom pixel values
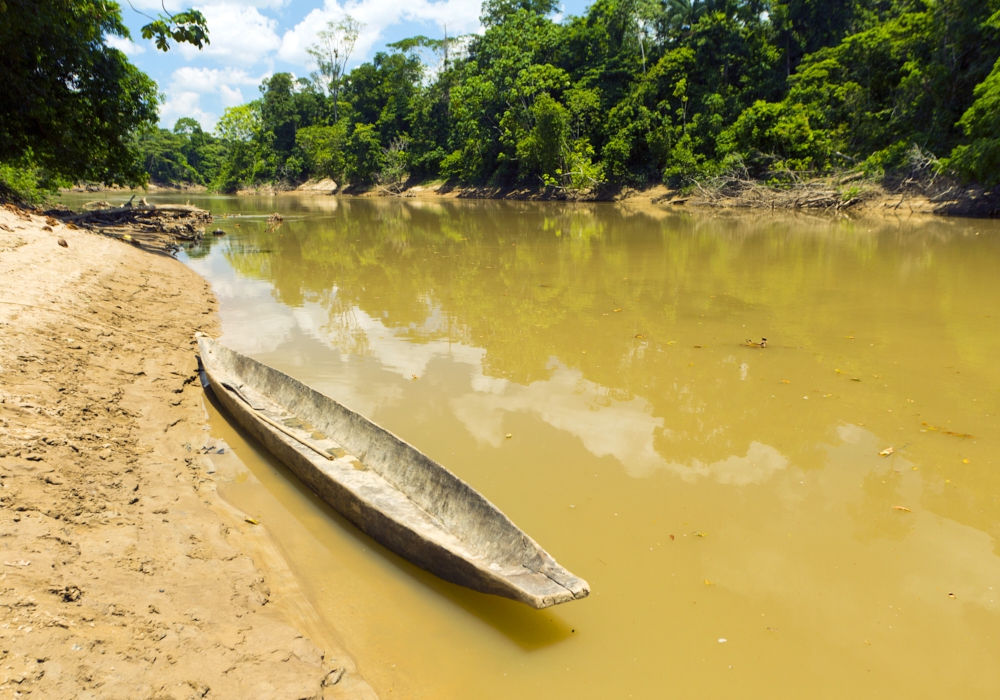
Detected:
left=197, top=335, right=589, bottom=609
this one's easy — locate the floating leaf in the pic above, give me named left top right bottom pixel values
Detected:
left=635, top=334, right=646, bottom=339
left=851, top=377, right=862, bottom=382
left=613, top=308, right=623, bottom=312
left=505, top=433, right=513, bottom=439
left=666, top=341, right=677, bottom=345
left=244, top=517, right=259, bottom=525
left=704, top=579, right=714, bottom=586
left=781, top=379, right=790, bottom=384
left=879, top=447, right=894, bottom=457
left=892, top=505, right=911, bottom=512
left=694, top=531, right=707, bottom=537
left=962, top=459, right=970, bottom=464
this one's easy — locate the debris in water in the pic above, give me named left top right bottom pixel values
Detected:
left=505, top=433, right=513, bottom=439
left=892, top=505, right=911, bottom=512
left=244, top=517, right=259, bottom=525
left=921, top=422, right=974, bottom=438
left=212, top=228, right=225, bottom=236
left=879, top=447, right=894, bottom=457
left=745, top=338, right=767, bottom=348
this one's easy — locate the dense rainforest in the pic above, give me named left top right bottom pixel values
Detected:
left=3, top=0, right=1000, bottom=200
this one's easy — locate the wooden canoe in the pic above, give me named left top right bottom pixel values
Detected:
left=197, top=335, right=589, bottom=609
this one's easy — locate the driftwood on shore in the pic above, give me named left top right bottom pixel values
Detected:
left=54, top=201, right=213, bottom=252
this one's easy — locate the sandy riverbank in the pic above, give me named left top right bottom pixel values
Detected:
left=0, top=206, right=375, bottom=699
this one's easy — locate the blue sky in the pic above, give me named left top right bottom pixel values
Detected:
left=115, top=0, right=592, bottom=131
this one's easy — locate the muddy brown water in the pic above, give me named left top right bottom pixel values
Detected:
left=58, top=193, right=1000, bottom=697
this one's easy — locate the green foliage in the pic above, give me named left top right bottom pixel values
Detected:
left=0, top=163, right=57, bottom=205
left=137, top=129, right=202, bottom=184
left=140, top=9, right=210, bottom=52
left=379, top=136, right=412, bottom=191
left=0, top=0, right=160, bottom=188
left=297, top=124, right=349, bottom=180
left=212, top=104, right=264, bottom=192
left=947, top=57, right=1000, bottom=187
left=516, top=93, right=570, bottom=181
left=718, top=100, right=831, bottom=173
left=346, top=124, right=384, bottom=184
left=160, top=0, right=1000, bottom=192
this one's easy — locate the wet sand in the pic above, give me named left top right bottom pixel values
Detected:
left=0, top=205, right=374, bottom=699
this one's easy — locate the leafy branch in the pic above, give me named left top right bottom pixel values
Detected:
left=129, top=1, right=210, bottom=52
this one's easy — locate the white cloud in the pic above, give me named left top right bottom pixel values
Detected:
left=219, top=84, right=245, bottom=106
left=162, top=66, right=267, bottom=127
left=178, top=3, right=282, bottom=66
left=158, top=91, right=216, bottom=131
left=170, top=66, right=260, bottom=93
left=106, top=35, right=146, bottom=55
left=278, top=0, right=481, bottom=68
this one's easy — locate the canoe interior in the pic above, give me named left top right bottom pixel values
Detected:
left=197, top=335, right=589, bottom=608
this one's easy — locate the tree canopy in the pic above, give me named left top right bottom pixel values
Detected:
left=0, top=0, right=209, bottom=197
left=25, top=0, right=996, bottom=195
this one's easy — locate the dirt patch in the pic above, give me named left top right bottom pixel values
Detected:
left=0, top=207, right=375, bottom=698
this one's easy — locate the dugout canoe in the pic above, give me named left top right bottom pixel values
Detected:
left=196, top=335, right=589, bottom=609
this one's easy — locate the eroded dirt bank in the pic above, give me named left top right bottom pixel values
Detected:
left=0, top=206, right=374, bottom=699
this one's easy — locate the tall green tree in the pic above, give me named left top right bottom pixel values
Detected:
left=0, top=0, right=208, bottom=194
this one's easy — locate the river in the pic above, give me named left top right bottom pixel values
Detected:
left=58, top=193, right=1000, bottom=698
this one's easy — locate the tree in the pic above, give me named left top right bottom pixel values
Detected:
left=345, top=124, right=383, bottom=184
left=260, top=73, right=300, bottom=158
left=665, top=0, right=708, bottom=37
left=307, top=16, right=363, bottom=122
left=213, top=104, right=263, bottom=191
left=0, top=0, right=209, bottom=198
left=0, top=0, right=160, bottom=187
left=947, top=57, right=1000, bottom=187
left=296, top=124, right=349, bottom=180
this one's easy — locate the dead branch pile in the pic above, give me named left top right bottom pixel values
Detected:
left=689, top=171, right=875, bottom=212
left=54, top=200, right=213, bottom=252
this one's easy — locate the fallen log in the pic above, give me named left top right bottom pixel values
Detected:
left=61, top=204, right=211, bottom=223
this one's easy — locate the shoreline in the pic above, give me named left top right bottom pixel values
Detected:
left=0, top=206, right=375, bottom=698
left=60, top=177, right=1000, bottom=219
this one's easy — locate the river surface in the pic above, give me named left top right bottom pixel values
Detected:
left=59, top=193, right=1000, bottom=698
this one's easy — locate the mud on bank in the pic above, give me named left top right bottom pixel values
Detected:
left=0, top=206, right=374, bottom=699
